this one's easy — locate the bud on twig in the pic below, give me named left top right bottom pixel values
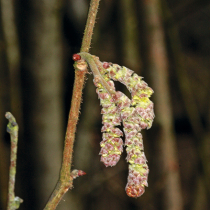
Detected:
left=70, top=169, right=86, bottom=180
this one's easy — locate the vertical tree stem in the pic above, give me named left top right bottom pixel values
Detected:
left=6, top=112, right=23, bottom=210
left=44, top=0, right=100, bottom=209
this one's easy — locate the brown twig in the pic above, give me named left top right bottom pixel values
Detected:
left=80, top=0, right=100, bottom=52
left=5, top=112, right=23, bottom=210
left=43, top=0, right=100, bottom=209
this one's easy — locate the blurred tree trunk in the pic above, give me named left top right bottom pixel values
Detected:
left=141, top=0, right=183, bottom=209
left=119, top=0, right=142, bottom=72
left=192, top=176, right=208, bottom=210
left=19, top=0, right=64, bottom=209
left=0, top=29, right=10, bottom=210
left=1, top=0, right=22, bottom=123
left=163, top=1, right=210, bottom=207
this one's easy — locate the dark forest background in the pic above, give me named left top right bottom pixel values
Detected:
left=1, top=0, right=210, bottom=209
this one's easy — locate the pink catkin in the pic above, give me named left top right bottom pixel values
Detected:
left=93, top=78, right=123, bottom=167
left=113, top=91, right=149, bottom=197
left=92, top=56, right=154, bottom=197
left=78, top=53, right=154, bottom=198
left=101, top=62, right=154, bottom=197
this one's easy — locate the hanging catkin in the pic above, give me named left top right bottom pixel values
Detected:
left=76, top=53, right=154, bottom=197
left=102, top=62, right=154, bottom=197
left=93, top=77, right=124, bottom=167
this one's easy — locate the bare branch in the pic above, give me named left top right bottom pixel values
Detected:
left=5, top=112, right=23, bottom=210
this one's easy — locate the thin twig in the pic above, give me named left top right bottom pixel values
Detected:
left=80, top=0, right=100, bottom=52
left=43, top=0, right=100, bottom=209
left=5, top=112, right=23, bottom=210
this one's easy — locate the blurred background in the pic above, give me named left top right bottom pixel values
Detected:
left=1, top=0, right=210, bottom=209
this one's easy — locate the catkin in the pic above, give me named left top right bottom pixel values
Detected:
left=103, top=62, right=154, bottom=197
left=93, top=78, right=123, bottom=167
left=77, top=53, right=154, bottom=198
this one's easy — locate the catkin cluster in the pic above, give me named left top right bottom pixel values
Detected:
left=103, top=63, right=154, bottom=197
left=77, top=53, right=154, bottom=198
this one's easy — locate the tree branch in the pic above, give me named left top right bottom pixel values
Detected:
left=80, top=0, right=100, bottom=52
left=43, top=0, right=100, bottom=209
left=5, top=112, right=23, bottom=210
